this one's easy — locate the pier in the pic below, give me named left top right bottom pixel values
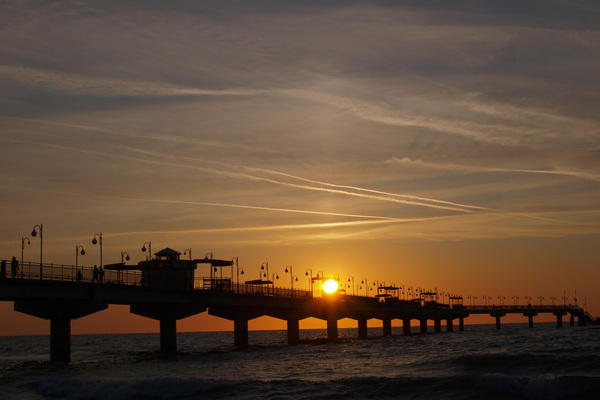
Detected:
left=0, top=248, right=593, bottom=362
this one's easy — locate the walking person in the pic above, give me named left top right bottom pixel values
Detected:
left=11, top=256, right=18, bottom=279
left=92, top=265, right=98, bottom=283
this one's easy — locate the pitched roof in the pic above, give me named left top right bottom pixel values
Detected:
left=154, top=247, right=181, bottom=256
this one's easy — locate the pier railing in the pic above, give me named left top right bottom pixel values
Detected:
left=465, top=304, right=580, bottom=312
left=7, top=261, right=143, bottom=285
left=4, top=261, right=312, bottom=298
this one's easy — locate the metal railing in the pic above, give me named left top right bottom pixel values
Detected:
left=194, top=277, right=312, bottom=298
left=1, top=261, right=142, bottom=285
left=3, top=261, right=312, bottom=298
left=465, top=304, right=581, bottom=312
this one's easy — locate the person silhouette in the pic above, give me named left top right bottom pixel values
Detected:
left=11, top=256, right=18, bottom=278
left=76, top=269, right=83, bottom=282
left=99, top=266, right=104, bottom=283
left=92, top=265, right=99, bottom=283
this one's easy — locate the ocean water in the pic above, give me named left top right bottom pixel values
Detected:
left=1, top=323, right=599, bottom=399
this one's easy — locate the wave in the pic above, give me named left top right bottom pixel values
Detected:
left=32, top=374, right=600, bottom=400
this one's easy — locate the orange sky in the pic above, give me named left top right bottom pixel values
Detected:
left=1, top=1, right=599, bottom=336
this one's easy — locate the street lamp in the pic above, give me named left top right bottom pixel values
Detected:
left=538, top=296, right=544, bottom=307
left=21, top=237, right=30, bottom=278
left=184, top=248, right=192, bottom=261
left=305, top=268, right=313, bottom=296
left=233, top=257, right=243, bottom=292
left=361, top=279, right=368, bottom=297
left=121, top=251, right=130, bottom=263
left=272, top=272, right=279, bottom=295
left=371, top=281, right=380, bottom=297
left=347, top=276, right=355, bottom=296
left=261, top=262, right=269, bottom=280
left=92, top=233, right=103, bottom=268
left=31, top=224, right=43, bottom=279
left=260, top=262, right=269, bottom=295
left=142, top=241, right=152, bottom=260
left=285, top=265, right=294, bottom=297
left=75, top=245, right=85, bottom=269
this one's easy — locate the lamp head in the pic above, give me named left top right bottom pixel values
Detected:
left=126, top=255, right=130, bottom=261
left=31, top=229, right=37, bottom=237
left=142, top=245, right=146, bottom=252
left=92, top=237, right=97, bottom=245
left=80, top=249, right=85, bottom=256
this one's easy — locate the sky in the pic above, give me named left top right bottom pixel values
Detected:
left=1, top=0, right=599, bottom=335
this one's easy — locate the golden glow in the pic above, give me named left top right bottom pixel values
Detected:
left=323, top=279, right=339, bottom=294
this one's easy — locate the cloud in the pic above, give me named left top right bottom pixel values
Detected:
left=0, top=65, right=260, bottom=98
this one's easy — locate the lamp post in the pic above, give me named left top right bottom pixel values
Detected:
left=75, top=245, right=85, bottom=269
left=347, top=276, right=355, bottom=296
left=142, top=241, right=152, bottom=261
left=550, top=296, right=556, bottom=306
left=184, top=248, right=192, bottom=261
left=92, top=233, right=103, bottom=268
left=361, top=279, right=368, bottom=297
left=538, top=296, right=544, bottom=307
left=119, top=251, right=130, bottom=284
left=31, top=224, right=43, bottom=279
left=261, top=262, right=269, bottom=294
left=371, top=281, right=380, bottom=297
left=21, top=237, right=30, bottom=279
left=285, top=265, right=294, bottom=297
left=233, top=257, right=243, bottom=292
left=305, top=269, right=313, bottom=297
left=272, top=272, right=279, bottom=296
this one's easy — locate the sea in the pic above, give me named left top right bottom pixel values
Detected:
left=1, top=323, right=599, bottom=400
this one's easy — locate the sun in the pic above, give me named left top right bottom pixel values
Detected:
left=322, top=279, right=339, bottom=294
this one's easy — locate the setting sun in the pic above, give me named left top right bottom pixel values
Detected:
left=322, top=279, right=339, bottom=294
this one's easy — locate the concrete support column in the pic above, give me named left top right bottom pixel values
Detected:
left=570, top=315, right=575, bottom=326
left=447, top=318, right=454, bottom=332
left=402, top=318, right=411, bottom=336
left=495, top=316, right=502, bottom=329
left=287, top=319, right=300, bottom=345
left=459, top=317, right=465, bottom=331
left=234, top=319, right=249, bottom=348
left=419, top=319, right=427, bottom=334
left=50, top=318, right=71, bottom=362
left=528, top=315, right=534, bottom=328
left=434, top=319, right=441, bottom=333
left=358, top=318, right=368, bottom=339
left=160, top=318, right=177, bottom=354
left=327, top=316, right=338, bottom=342
left=556, top=314, right=563, bottom=328
left=382, top=317, right=392, bottom=337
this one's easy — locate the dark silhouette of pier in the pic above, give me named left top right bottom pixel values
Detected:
left=0, top=248, right=592, bottom=362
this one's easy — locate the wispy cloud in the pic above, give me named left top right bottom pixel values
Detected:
left=0, top=65, right=260, bottom=98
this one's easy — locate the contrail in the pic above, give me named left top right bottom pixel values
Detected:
left=244, top=167, right=495, bottom=212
